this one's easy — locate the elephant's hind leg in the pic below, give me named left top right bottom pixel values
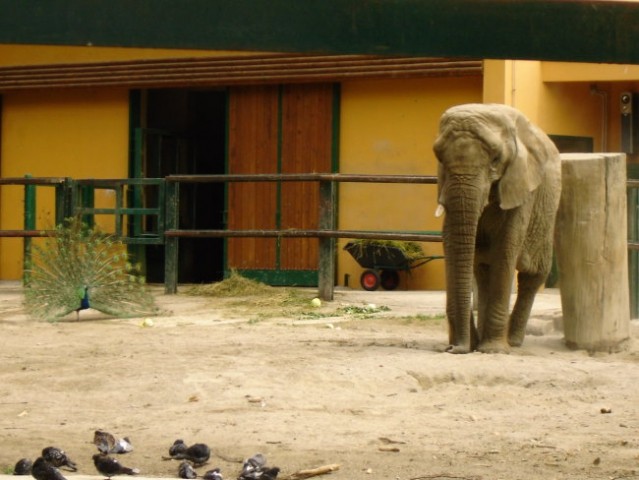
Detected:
left=508, top=271, right=547, bottom=347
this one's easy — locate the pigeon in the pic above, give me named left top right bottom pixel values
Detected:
left=240, top=454, right=265, bottom=473
left=41, top=447, right=77, bottom=472
left=202, top=468, right=223, bottom=480
left=169, top=440, right=211, bottom=466
left=237, top=454, right=279, bottom=480
left=178, top=461, right=197, bottom=479
left=31, top=457, right=67, bottom=480
left=92, top=454, right=139, bottom=479
left=168, top=439, right=188, bottom=458
left=13, top=458, right=32, bottom=475
left=238, top=467, right=279, bottom=480
left=94, top=430, right=134, bottom=454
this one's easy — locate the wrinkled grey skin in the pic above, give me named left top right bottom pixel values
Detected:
left=433, top=104, right=561, bottom=354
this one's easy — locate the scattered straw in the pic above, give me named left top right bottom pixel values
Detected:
left=185, top=270, right=280, bottom=297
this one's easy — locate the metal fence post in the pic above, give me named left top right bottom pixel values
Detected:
left=55, top=178, right=74, bottom=224
left=164, top=180, right=179, bottom=294
left=318, top=179, right=336, bottom=300
left=23, top=174, right=35, bottom=285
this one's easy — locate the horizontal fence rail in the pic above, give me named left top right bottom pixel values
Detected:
left=3, top=174, right=639, bottom=303
left=0, top=176, right=67, bottom=185
left=165, top=173, right=439, bottom=184
left=163, top=173, right=441, bottom=298
left=164, top=229, right=443, bottom=241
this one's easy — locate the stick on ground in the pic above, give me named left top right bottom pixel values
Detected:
left=282, top=463, right=341, bottom=480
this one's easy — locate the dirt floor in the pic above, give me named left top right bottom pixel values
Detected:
left=1, top=281, right=639, bottom=480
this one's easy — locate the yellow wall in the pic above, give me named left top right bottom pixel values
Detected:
left=337, top=76, right=482, bottom=290
left=0, top=88, right=131, bottom=279
left=542, top=62, right=639, bottom=83
left=484, top=60, right=603, bottom=151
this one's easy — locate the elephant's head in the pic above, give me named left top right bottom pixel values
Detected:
left=432, top=103, right=557, bottom=353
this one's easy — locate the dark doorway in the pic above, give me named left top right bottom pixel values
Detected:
left=144, top=89, right=226, bottom=283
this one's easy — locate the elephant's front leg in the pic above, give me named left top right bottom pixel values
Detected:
left=474, top=262, right=490, bottom=341
left=508, top=270, right=547, bottom=346
left=478, top=263, right=516, bottom=354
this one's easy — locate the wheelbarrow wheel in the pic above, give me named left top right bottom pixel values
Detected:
left=380, top=269, right=400, bottom=290
left=360, top=269, right=380, bottom=291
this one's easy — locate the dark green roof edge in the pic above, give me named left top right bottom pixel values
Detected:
left=1, top=0, right=639, bottom=64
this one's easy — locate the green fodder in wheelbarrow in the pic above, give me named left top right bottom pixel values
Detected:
left=346, top=239, right=424, bottom=262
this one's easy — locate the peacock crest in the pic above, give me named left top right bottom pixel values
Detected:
left=24, top=217, right=159, bottom=321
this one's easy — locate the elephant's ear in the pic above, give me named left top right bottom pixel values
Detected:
left=498, top=115, right=556, bottom=210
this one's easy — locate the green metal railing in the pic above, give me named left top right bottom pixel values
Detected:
left=71, top=178, right=165, bottom=244
left=0, top=176, right=69, bottom=283
left=0, top=176, right=165, bottom=282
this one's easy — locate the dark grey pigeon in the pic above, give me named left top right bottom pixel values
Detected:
left=41, top=447, right=77, bottom=472
left=13, top=458, right=32, bottom=475
left=238, top=454, right=265, bottom=479
left=259, top=468, right=280, bottom=480
left=31, top=457, right=67, bottom=480
left=185, top=443, right=211, bottom=466
left=92, top=454, right=139, bottom=479
left=169, top=441, right=210, bottom=466
left=169, top=439, right=188, bottom=458
left=237, top=454, right=279, bottom=480
left=178, top=461, right=197, bottom=479
left=202, top=468, right=223, bottom=480
left=238, top=467, right=279, bottom=480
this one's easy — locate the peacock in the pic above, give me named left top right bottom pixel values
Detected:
left=75, top=285, right=90, bottom=320
left=24, top=217, right=159, bottom=321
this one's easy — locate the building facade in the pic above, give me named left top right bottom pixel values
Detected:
left=0, top=44, right=637, bottom=289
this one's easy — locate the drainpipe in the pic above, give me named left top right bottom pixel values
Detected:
left=590, top=84, right=609, bottom=152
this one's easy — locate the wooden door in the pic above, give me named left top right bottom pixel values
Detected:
left=227, top=85, right=279, bottom=272
left=227, top=84, right=335, bottom=285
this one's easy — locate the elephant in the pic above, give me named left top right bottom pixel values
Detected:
left=433, top=103, right=561, bottom=354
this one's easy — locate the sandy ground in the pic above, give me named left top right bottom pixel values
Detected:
left=1, top=282, right=639, bottom=480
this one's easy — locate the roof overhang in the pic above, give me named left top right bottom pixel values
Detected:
left=0, top=54, right=482, bottom=92
left=1, top=1, right=639, bottom=64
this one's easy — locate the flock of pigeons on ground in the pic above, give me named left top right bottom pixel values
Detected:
left=11, top=430, right=280, bottom=480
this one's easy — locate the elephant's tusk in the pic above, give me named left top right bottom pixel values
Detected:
left=435, top=204, right=445, bottom=218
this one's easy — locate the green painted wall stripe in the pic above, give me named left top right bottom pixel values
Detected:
left=2, top=1, right=639, bottom=64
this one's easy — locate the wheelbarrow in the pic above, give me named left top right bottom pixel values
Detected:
left=344, top=241, right=444, bottom=291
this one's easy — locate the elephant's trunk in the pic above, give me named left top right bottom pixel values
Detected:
left=442, top=184, right=483, bottom=353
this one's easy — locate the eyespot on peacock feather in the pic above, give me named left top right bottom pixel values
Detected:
left=23, top=217, right=160, bottom=321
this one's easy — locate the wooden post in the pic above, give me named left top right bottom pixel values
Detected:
left=164, top=180, right=179, bottom=294
left=318, top=179, right=336, bottom=301
left=555, top=153, right=631, bottom=352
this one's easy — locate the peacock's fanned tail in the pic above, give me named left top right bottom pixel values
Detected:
left=24, top=217, right=159, bottom=321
